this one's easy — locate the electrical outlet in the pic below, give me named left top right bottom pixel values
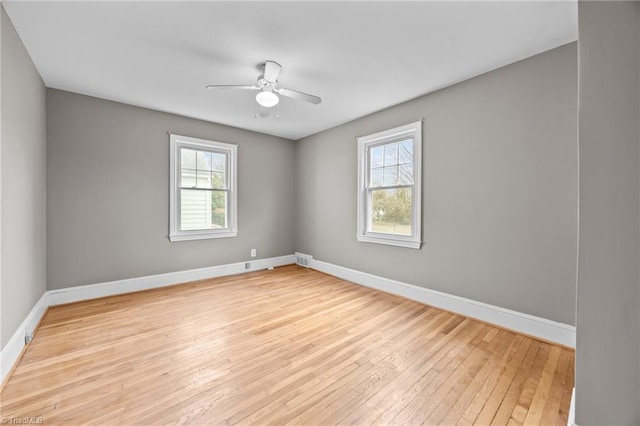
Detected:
left=245, top=262, right=251, bottom=270
left=251, top=248, right=257, bottom=258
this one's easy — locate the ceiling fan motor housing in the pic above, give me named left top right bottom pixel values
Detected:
left=257, top=77, right=276, bottom=88
left=259, top=61, right=282, bottom=84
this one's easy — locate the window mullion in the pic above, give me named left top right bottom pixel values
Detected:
left=366, top=183, right=414, bottom=191
left=178, top=186, right=229, bottom=192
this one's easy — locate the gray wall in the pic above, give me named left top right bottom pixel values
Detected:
left=295, top=43, right=578, bottom=325
left=46, top=89, right=295, bottom=290
left=576, top=2, right=640, bottom=424
left=0, top=7, right=47, bottom=348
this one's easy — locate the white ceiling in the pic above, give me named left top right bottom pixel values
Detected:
left=3, top=1, right=577, bottom=140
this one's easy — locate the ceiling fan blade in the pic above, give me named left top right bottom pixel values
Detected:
left=275, top=87, right=322, bottom=105
left=263, top=61, right=282, bottom=83
left=205, top=85, right=259, bottom=90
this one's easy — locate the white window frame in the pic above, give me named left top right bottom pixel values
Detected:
left=356, top=121, right=422, bottom=249
left=169, top=134, right=238, bottom=242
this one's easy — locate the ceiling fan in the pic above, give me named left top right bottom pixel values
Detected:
left=206, top=60, right=322, bottom=117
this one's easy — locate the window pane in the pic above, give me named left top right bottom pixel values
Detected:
left=399, top=163, right=413, bottom=185
left=212, top=153, right=226, bottom=172
left=370, top=167, right=383, bottom=187
left=383, top=165, right=398, bottom=186
left=399, top=139, right=413, bottom=164
left=370, top=146, right=384, bottom=168
left=181, top=168, right=197, bottom=187
left=210, top=190, right=227, bottom=228
left=180, top=189, right=227, bottom=230
left=369, top=187, right=412, bottom=236
left=212, top=171, right=226, bottom=189
left=196, top=170, right=213, bottom=189
left=197, top=151, right=213, bottom=171
left=384, top=142, right=398, bottom=166
left=181, top=148, right=196, bottom=169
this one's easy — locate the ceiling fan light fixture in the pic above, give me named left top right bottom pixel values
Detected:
left=256, top=89, right=279, bottom=108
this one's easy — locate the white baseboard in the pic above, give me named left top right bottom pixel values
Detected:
left=305, top=255, right=576, bottom=348
left=1, top=292, right=49, bottom=385
left=1, top=254, right=295, bottom=385
left=48, top=254, right=296, bottom=306
left=567, top=387, right=576, bottom=425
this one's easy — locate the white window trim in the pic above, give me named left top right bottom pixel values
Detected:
left=356, top=121, right=422, bottom=249
left=169, top=134, right=238, bottom=242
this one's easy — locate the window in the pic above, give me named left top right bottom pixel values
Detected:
left=357, top=121, right=422, bottom=249
left=169, top=134, right=237, bottom=241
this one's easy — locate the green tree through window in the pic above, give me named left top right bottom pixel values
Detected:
left=371, top=188, right=412, bottom=235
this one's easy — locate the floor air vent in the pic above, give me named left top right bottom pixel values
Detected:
left=295, top=252, right=312, bottom=268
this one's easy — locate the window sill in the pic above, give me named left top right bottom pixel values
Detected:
left=356, top=234, right=421, bottom=249
left=169, top=231, right=237, bottom=242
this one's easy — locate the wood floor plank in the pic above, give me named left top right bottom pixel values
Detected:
left=490, top=341, right=545, bottom=424
left=0, top=265, right=574, bottom=425
left=554, top=350, right=575, bottom=426
left=337, top=317, right=485, bottom=425
left=436, top=334, right=512, bottom=425
left=538, top=348, right=573, bottom=426
left=461, top=331, right=533, bottom=424
left=457, top=331, right=518, bottom=422
left=523, top=346, right=562, bottom=425
left=160, top=305, right=436, bottom=424
left=371, top=324, right=511, bottom=426
left=229, top=309, right=446, bottom=426
left=312, top=321, right=485, bottom=425
left=389, top=322, right=489, bottom=425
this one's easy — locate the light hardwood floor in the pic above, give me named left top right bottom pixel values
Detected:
left=1, top=265, right=574, bottom=425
